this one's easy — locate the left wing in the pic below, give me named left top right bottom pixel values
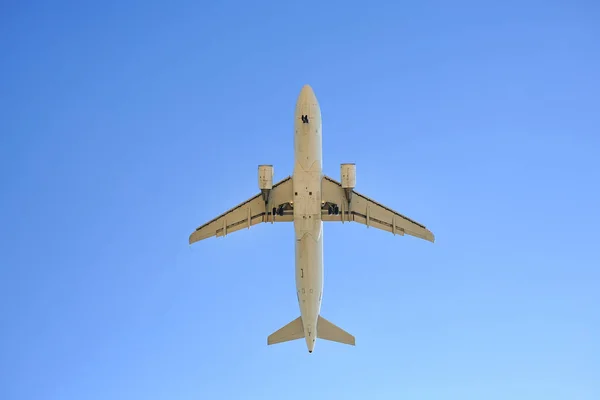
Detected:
left=320, top=175, right=435, bottom=243
left=189, top=176, right=294, bottom=244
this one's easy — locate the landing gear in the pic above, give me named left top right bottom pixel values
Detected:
left=327, top=205, right=340, bottom=215
left=273, top=205, right=285, bottom=216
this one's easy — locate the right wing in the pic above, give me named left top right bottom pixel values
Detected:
left=321, top=175, right=435, bottom=243
left=189, top=176, right=294, bottom=244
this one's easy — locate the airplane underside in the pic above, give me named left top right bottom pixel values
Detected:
left=188, top=85, right=435, bottom=353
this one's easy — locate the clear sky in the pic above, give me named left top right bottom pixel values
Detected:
left=1, top=1, right=599, bottom=399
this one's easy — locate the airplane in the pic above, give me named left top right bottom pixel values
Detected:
left=188, top=84, right=435, bottom=353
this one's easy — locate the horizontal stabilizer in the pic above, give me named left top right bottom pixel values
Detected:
left=317, top=315, right=355, bottom=346
left=267, top=316, right=305, bottom=345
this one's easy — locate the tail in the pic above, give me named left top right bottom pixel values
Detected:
left=267, top=315, right=355, bottom=346
left=267, top=316, right=305, bottom=345
left=316, top=315, right=355, bottom=346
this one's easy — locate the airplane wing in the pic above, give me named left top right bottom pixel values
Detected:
left=189, top=176, right=294, bottom=244
left=320, top=175, right=435, bottom=242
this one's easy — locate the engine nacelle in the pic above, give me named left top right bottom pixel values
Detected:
left=258, top=164, right=274, bottom=202
left=340, top=163, right=356, bottom=203
left=258, top=164, right=274, bottom=190
left=340, top=163, right=356, bottom=189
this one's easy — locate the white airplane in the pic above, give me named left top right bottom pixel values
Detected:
left=189, top=84, right=435, bottom=353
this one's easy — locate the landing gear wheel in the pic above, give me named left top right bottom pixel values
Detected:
left=334, top=205, right=340, bottom=215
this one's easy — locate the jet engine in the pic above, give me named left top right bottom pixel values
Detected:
left=258, top=164, right=274, bottom=202
left=340, top=163, right=356, bottom=203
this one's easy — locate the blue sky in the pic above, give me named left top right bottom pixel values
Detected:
left=1, top=1, right=599, bottom=399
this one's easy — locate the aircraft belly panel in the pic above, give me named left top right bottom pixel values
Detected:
left=294, top=226, right=323, bottom=340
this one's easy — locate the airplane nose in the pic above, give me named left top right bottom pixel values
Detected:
left=298, top=84, right=315, bottom=103
left=301, top=84, right=313, bottom=94
left=295, top=84, right=320, bottom=125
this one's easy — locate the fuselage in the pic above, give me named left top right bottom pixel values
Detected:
left=292, top=85, right=323, bottom=353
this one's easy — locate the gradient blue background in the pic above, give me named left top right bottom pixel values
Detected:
left=1, top=1, right=599, bottom=399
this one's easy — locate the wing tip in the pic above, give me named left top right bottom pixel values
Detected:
left=427, top=231, right=435, bottom=243
left=189, top=231, right=200, bottom=245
